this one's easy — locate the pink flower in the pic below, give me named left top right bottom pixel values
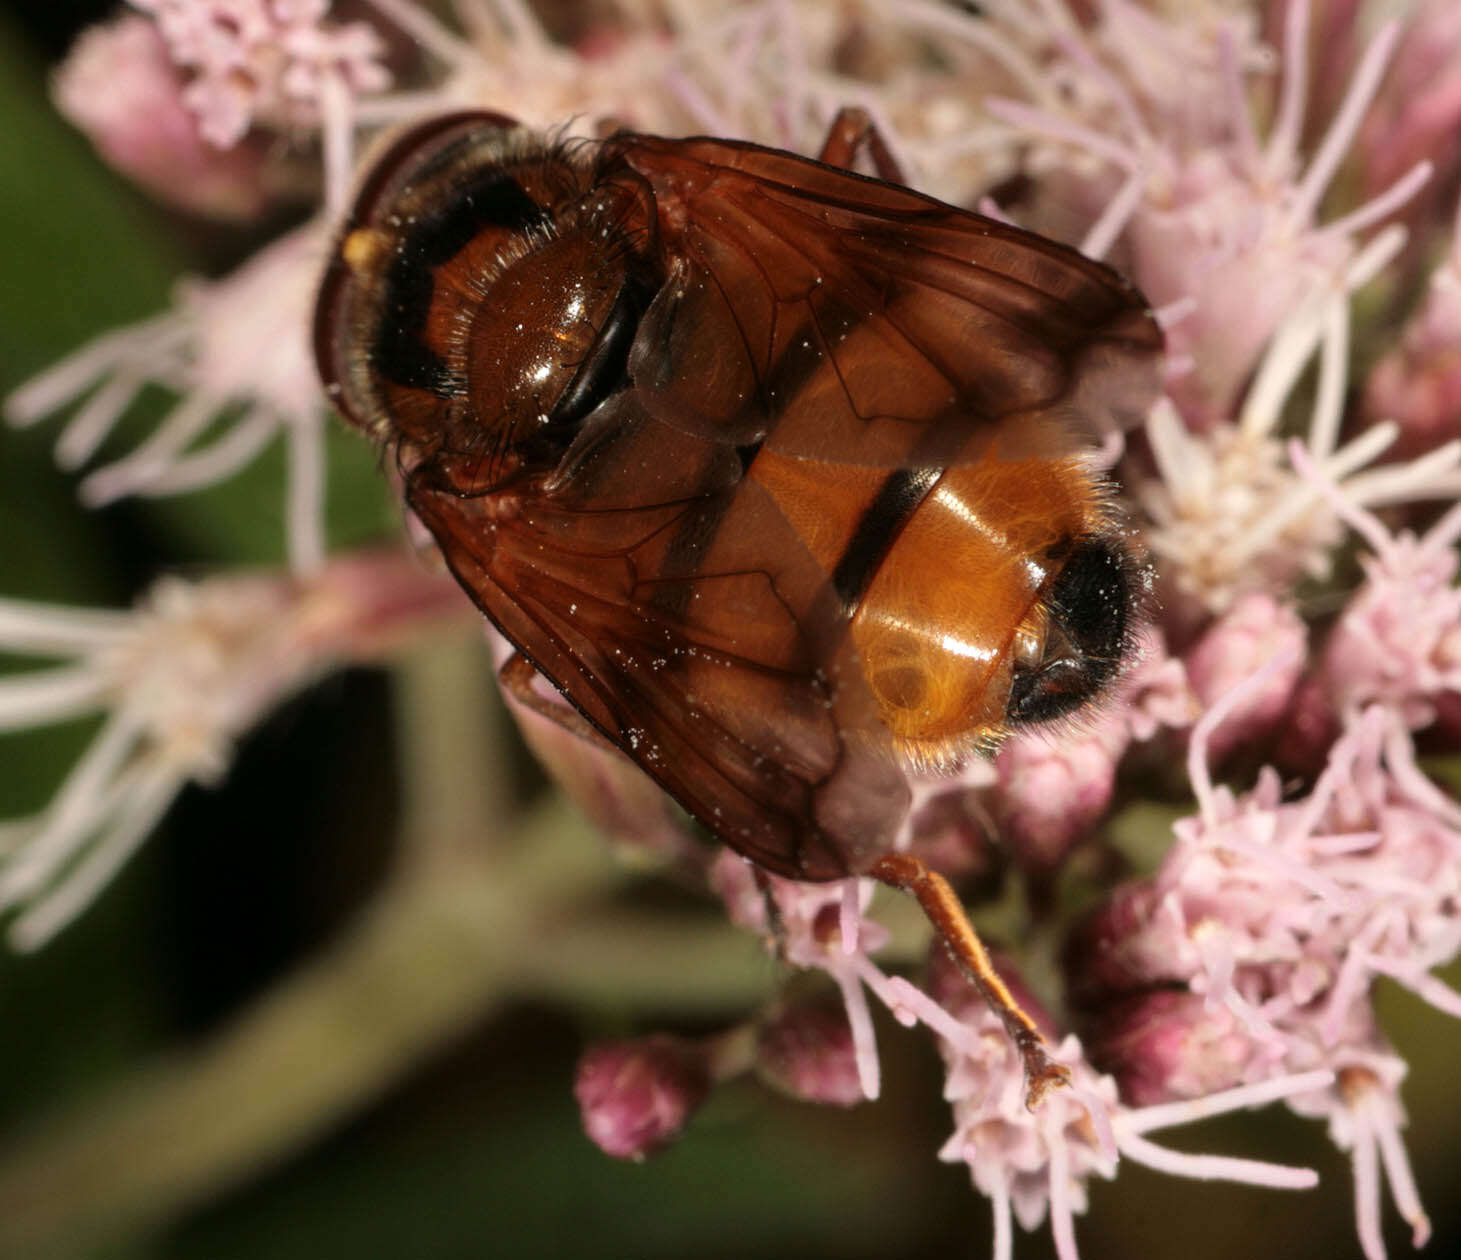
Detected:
left=919, top=948, right=1323, bottom=1260
left=129, top=0, right=391, bottom=147
left=7, top=2, right=1461, bottom=1255
left=0, top=551, right=467, bottom=949
left=1136, top=335, right=1461, bottom=622
left=7, top=222, right=333, bottom=569
left=709, top=855, right=893, bottom=1100
left=978, top=0, right=1431, bottom=427
left=708, top=850, right=1332, bottom=1260
left=1294, top=442, right=1461, bottom=730
left=1070, top=692, right=1461, bottom=1253
left=1287, top=1033, right=1432, bottom=1259
left=54, top=14, right=269, bottom=220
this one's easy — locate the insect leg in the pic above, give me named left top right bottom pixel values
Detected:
left=497, top=651, right=620, bottom=753
left=751, top=865, right=790, bottom=963
left=867, top=852, right=1072, bottom=1110
left=816, top=107, right=905, bottom=183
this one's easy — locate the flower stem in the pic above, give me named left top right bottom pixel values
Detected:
left=0, top=792, right=778, bottom=1256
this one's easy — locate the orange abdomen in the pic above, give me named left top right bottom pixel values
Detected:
left=750, top=442, right=1105, bottom=770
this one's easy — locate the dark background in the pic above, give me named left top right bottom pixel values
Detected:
left=1, top=3, right=1458, bottom=1258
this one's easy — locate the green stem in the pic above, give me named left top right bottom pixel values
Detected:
left=0, top=795, right=782, bottom=1257
left=390, top=627, right=513, bottom=871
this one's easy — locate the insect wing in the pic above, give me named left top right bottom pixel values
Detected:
left=614, top=135, right=1163, bottom=468
left=407, top=398, right=909, bottom=880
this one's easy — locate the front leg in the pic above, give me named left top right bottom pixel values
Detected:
left=498, top=651, right=619, bottom=753
left=816, top=106, right=905, bottom=183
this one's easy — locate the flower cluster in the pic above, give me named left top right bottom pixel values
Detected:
left=0, top=552, right=466, bottom=949
left=4, top=2, right=1461, bottom=1259
left=1073, top=697, right=1458, bottom=1258
left=7, top=221, right=334, bottom=568
left=131, top=0, right=391, bottom=148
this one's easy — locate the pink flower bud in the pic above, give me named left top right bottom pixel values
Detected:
left=53, top=15, right=269, bottom=221
left=755, top=999, right=864, bottom=1107
left=903, top=786, right=997, bottom=882
left=1361, top=254, right=1461, bottom=459
left=1274, top=672, right=1342, bottom=777
left=1183, top=593, right=1308, bottom=765
left=1084, top=989, right=1257, bottom=1107
left=994, top=722, right=1124, bottom=873
left=1358, top=0, right=1461, bottom=240
left=707, top=850, right=769, bottom=934
left=1434, top=689, right=1461, bottom=744
left=574, top=1035, right=711, bottom=1161
left=1064, top=880, right=1171, bottom=1008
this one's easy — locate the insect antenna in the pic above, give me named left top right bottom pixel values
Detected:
left=867, top=853, right=1072, bottom=1110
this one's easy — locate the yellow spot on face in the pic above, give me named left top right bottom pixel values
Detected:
left=342, top=227, right=393, bottom=276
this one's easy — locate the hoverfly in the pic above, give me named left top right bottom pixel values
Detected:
left=314, top=108, right=1163, bottom=1104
